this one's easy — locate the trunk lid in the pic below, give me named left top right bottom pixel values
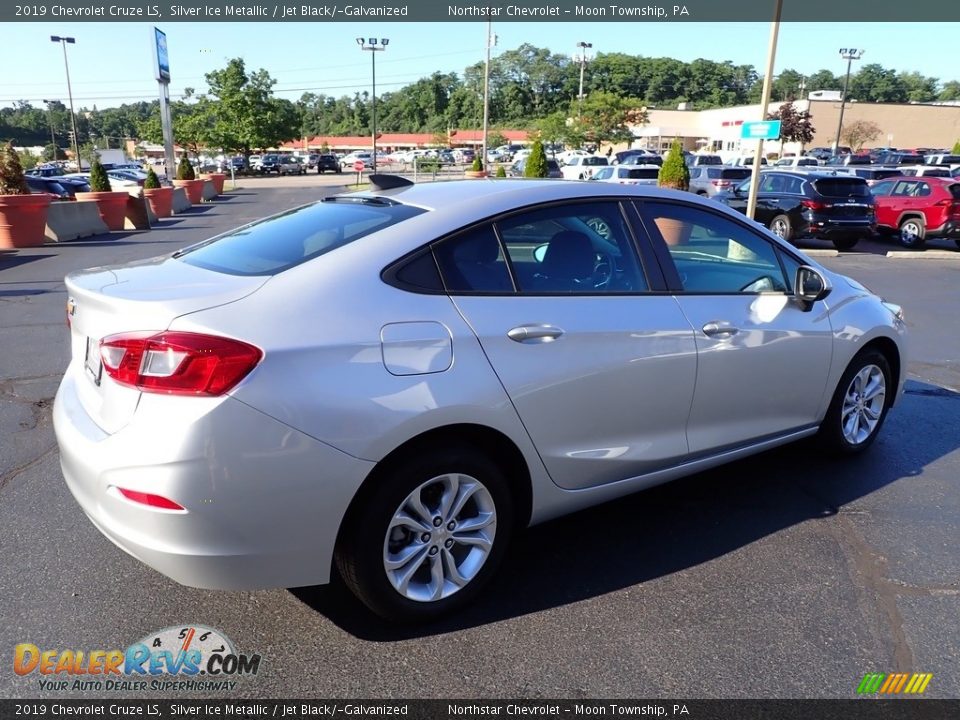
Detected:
left=65, top=256, right=270, bottom=434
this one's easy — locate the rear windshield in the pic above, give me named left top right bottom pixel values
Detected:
left=856, top=168, right=900, bottom=181
left=813, top=178, right=871, bottom=198
left=177, top=199, right=426, bottom=276
left=720, top=168, right=751, bottom=180
left=624, top=168, right=659, bottom=179
left=697, top=156, right=723, bottom=165
left=583, top=157, right=609, bottom=166
left=898, top=155, right=924, bottom=165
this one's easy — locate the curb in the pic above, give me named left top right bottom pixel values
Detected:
left=804, top=249, right=839, bottom=257
left=885, top=250, right=960, bottom=259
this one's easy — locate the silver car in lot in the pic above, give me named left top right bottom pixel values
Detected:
left=54, top=179, right=907, bottom=622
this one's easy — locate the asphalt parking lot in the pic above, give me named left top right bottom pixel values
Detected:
left=1, top=183, right=958, bottom=700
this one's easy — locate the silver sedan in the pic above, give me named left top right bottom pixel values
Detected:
left=54, top=179, right=907, bottom=622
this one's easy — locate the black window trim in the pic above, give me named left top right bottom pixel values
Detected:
left=382, top=197, right=670, bottom=297
left=632, top=198, right=805, bottom=296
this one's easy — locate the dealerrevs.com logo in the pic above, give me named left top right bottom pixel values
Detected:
left=14, top=625, right=262, bottom=692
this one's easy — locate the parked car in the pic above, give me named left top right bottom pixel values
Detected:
left=717, top=170, right=875, bottom=249
left=54, top=177, right=907, bottom=622
left=108, top=169, right=148, bottom=186
left=506, top=158, right=563, bottom=178
left=873, top=151, right=924, bottom=166
left=773, top=156, right=821, bottom=168
left=823, top=154, right=872, bottom=167
left=620, top=154, right=663, bottom=167
left=300, top=154, right=319, bottom=170
left=806, top=148, right=834, bottom=162
left=453, top=148, right=475, bottom=164
left=727, top=156, right=768, bottom=167
left=612, top=149, right=658, bottom=165
left=924, top=154, right=960, bottom=168
left=316, top=154, right=341, bottom=174
left=870, top=176, right=960, bottom=249
left=340, top=151, right=373, bottom=170
left=63, top=172, right=139, bottom=191
left=688, top=166, right=751, bottom=197
left=560, top=155, right=609, bottom=180
left=26, top=176, right=73, bottom=200
left=686, top=154, right=723, bottom=167
left=844, top=167, right=904, bottom=187
left=589, top=165, right=660, bottom=185
left=897, top=166, right=952, bottom=178
left=258, top=155, right=283, bottom=174
left=278, top=156, right=306, bottom=175
left=249, top=155, right=263, bottom=170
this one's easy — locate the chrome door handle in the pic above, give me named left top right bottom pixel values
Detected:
left=702, top=322, right=739, bottom=338
left=507, top=325, right=564, bottom=344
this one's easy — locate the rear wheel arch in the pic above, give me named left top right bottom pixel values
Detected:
left=335, top=424, right=533, bottom=553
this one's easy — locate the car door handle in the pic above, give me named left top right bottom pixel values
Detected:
left=702, top=322, right=739, bottom=338
left=507, top=325, right=565, bottom=344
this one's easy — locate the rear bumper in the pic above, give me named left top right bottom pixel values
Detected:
left=53, top=370, right=374, bottom=590
left=803, top=217, right=875, bottom=239
left=929, top=220, right=960, bottom=238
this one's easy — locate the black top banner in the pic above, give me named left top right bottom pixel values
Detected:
left=5, top=0, right=960, bottom=23
left=2, top=700, right=959, bottom=720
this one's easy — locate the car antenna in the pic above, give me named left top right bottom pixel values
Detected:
left=368, top=174, right=415, bottom=191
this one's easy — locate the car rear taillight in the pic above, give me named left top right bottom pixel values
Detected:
left=99, top=331, right=262, bottom=396
left=117, top=488, right=185, bottom=511
left=801, top=199, right=826, bottom=211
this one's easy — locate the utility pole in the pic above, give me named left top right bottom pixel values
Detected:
left=746, top=0, right=783, bottom=221
left=50, top=36, right=81, bottom=169
left=576, top=41, right=593, bottom=123
left=834, top=49, right=865, bottom=156
left=482, top=18, right=494, bottom=171
left=357, top=37, right=389, bottom=174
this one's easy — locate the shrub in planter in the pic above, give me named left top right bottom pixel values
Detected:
left=466, top=155, right=487, bottom=179
left=76, top=159, right=129, bottom=231
left=176, top=155, right=196, bottom=181
left=524, top=140, right=549, bottom=178
left=655, top=139, right=693, bottom=246
left=952, top=139, right=960, bottom=155
left=0, top=141, right=51, bottom=249
left=471, top=156, right=484, bottom=172
left=142, top=166, right=173, bottom=218
left=495, top=165, right=507, bottom=178
left=657, top=138, right=690, bottom=191
left=144, top=167, right=161, bottom=189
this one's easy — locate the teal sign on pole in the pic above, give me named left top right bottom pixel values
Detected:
left=740, top=120, right=782, bottom=140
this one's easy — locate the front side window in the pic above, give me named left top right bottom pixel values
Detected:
left=641, top=202, right=789, bottom=294
left=497, top=203, right=648, bottom=294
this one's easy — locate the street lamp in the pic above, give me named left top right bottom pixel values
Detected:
left=576, top=41, right=593, bottom=122
left=356, top=37, right=388, bottom=174
left=50, top=36, right=82, bottom=170
left=834, top=48, right=865, bottom=156
left=41, top=100, right=58, bottom=159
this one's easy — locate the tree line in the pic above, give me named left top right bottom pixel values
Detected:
left=2, top=46, right=957, bottom=153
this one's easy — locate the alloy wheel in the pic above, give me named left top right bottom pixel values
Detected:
left=840, top=364, right=886, bottom=445
left=382, top=473, right=497, bottom=603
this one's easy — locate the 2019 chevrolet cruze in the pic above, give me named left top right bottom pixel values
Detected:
left=54, top=178, right=907, bottom=621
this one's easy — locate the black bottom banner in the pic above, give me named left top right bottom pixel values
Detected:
left=2, top=700, right=958, bottom=720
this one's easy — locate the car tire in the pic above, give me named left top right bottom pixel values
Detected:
left=817, top=348, right=892, bottom=456
left=898, top=217, right=926, bottom=249
left=832, top=236, right=859, bottom=251
left=769, top=214, right=794, bottom=242
left=335, top=446, right=514, bottom=622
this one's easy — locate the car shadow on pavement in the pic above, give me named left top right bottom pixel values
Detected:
left=0, top=254, right=56, bottom=270
left=291, top=379, right=959, bottom=640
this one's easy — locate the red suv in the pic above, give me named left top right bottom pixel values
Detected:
left=871, top=176, right=960, bottom=249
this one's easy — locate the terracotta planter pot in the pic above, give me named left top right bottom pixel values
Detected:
left=0, top=193, right=51, bottom=249
left=464, top=170, right=489, bottom=179
left=143, top=186, right=174, bottom=218
left=200, top=173, right=226, bottom=194
left=653, top=217, right=693, bottom=246
left=75, top=191, right=129, bottom=231
left=174, top=179, right=205, bottom=205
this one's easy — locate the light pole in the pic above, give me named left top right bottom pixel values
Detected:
left=576, top=41, right=593, bottom=123
left=50, top=36, right=81, bottom=170
left=834, top=48, right=864, bottom=156
left=481, top=19, right=493, bottom=171
left=41, top=100, right=58, bottom=159
left=357, top=37, right=388, bottom=175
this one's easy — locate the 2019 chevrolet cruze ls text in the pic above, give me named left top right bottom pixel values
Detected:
left=54, top=178, right=907, bottom=621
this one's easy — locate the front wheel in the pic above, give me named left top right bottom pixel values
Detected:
left=817, top=349, right=892, bottom=455
left=335, top=447, right=514, bottom=622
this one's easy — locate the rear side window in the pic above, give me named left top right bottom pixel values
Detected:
left=813, top=178, right=870, bottom=198
left=950, top=184, right=960, bottom=200
left=177, top=199, right=426, bottom=276
left=625, top=168, right=659, bottom=179
left=721, top=168, right=751, bottom=180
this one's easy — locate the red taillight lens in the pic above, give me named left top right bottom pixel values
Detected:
left=117, top=488, right=185, bottom=511
left=99, top=331, right=262, bottom=396
left=801, top=199, right=826, bottom=211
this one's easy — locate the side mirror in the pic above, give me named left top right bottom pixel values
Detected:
left=795, top=265, right=832, bottom=307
